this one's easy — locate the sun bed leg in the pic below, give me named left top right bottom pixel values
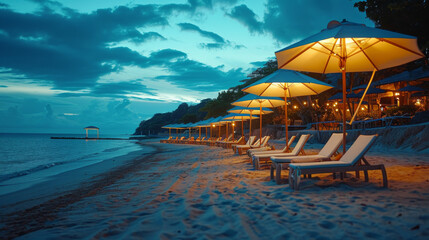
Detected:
left=364, top=170, right=369, bottom=182
left=270, top=163, right=275, bottom=180
left=356, top=170, right=360, bottom=179
left=276, top=163, right=282, bottom=185
left=381, top=165, right=388, bottom=187
left=294, top=170, right=301, bottom=190
left=340, top=172, right=344, bottom=180
left=254, top=158, right=260, bottom=170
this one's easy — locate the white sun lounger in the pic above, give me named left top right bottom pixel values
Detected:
left=270, top=133, right=344, bottom=184
left=252, top=134, right=310, bottom=170
left=288, top=134, right=387, bottom=190
left=232, top=136, right=256, bottom=153
left=247, top=135, right=296, bottom=157
left=236, top=136, right=270, bottom=155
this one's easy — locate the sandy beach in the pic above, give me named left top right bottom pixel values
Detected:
left=1, top=139, right=428, bottom=239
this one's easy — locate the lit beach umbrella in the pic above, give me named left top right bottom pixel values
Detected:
left=242, top=69, right=333, bottom=143
left=228, top=107, right=272, bottom=138
left=232, top=94, right=284, bottom=144
left=275, top=19, right=424, bottom=153
left=162, top=124, right=174, bottom=138
left=223, top=113, right=259, bottom=138
left=208, top=116, right=225, bottom=138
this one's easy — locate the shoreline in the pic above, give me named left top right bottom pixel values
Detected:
left=1, top=140, right=429, bottom=239
left=0, top=140, right=158, bottom=214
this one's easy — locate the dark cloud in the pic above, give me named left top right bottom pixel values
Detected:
left=0, top=85, right=7, bottom=88
left=227, top=4, right=263, bottom=34
left=0, top=5, right=167, bottom=89
left=178, top=22, right=225, bottom=43
left=57, top=80, right=155, bottom=98
left=228, top=1, right=374, bottom=44
left=156, top=58, right=245, bottom=91
left=135, top=32, right=166, bottom=43
left=150, top=49, right=187, bottom=61
left=92, top=81, right=155, bottom=96
left=160, top=0, right=238, bottom=15
left=250, top=61, right=266, bottom=67
left=0, top=3, right=8, bottom=7
left=0, top=4, right=245, bottom=95
left=178, top=22, right=244, bottom=50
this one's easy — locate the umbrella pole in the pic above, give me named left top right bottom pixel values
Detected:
left=342, top=66, right=347, bottom=154
left=226, top=122, right=229, bottom=138
left=169, top=128, right=171, bottom=138
left=232, top=122, right=235, bottom=141
left=250, top=112, right=252, bottom=137
left=259, top=103, right=262, bottom=145
left=241, top=117, right=244, bottom=138
left=284, top=88, right=288, bottom=144
left=218, top=124, right=221, bottom=138
left=199, top=127, right=201, bottom=139
left=206, top=127, right=207, bottom=138
left=189, top=128, right=191, bottom=139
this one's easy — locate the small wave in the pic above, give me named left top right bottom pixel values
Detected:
left=0, top=161, right=65, bottom=183
left=102, top=147, right=123, bottom=153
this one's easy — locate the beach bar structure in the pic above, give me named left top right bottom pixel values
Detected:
left=352, top=66, right=429, bottom=110
left=84, top=126, right=99, bottom=138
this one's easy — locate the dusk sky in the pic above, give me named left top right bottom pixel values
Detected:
left=0, top=0, right=374, bottom=134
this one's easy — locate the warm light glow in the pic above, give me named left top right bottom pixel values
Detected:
left=293, top=105, right=298, bottom=109
left=361, top=107, right=365, bottom=110
left=232, top=123, right=235, bottom=126
left=347, top=109, right=350, bottom=111
left=395, top=92, right=400, bottom=96
left=303, top=101, right=307, bottom=105
left=326, top=103, right=329, bottom=106
left=312, top=103, right=315, bottom=106
left=212, top=124, right=215, bottom=127
left=335, top=108, right=339, bottom=112
left=335, top=102, right=338, bottom=105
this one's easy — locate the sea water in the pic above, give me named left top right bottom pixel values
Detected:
left=0, top=133, right=145, bottom=195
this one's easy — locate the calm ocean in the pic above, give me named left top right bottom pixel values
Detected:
left=0, top=133, right=144, bottom=195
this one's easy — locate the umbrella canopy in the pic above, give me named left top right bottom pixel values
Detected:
left=328, top=92, right=360, bottom=100
left=232, top=94, right=284, bottom=143
left=224, top=113, right=259, bottom=138
left=275, top=21, right=423, bottom=73
left=397, top=85, right=425, bottom=92
left=275, top=19, right=424, bottom=153
left=411, top=92, right=429, bottom=97
left=231, top=94, right=285, bottom=108
left=243, top=69, right=333, bottom=97
left=228, top=106, right=273, bottom=115
left=356, top=87, right=386, bottom=97
left=242, top=69, right=333, bottom=143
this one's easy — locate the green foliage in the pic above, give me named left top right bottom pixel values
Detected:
left=385, top=105, right=418, bottom=116
left=354, top=0, right=429, bottom=56
left=180, top=113, right=198, bottom=123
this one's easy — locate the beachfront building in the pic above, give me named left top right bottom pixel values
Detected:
left=84, top=126, right=99, bottom=138
left=352, top=66, right=429, bottom=112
